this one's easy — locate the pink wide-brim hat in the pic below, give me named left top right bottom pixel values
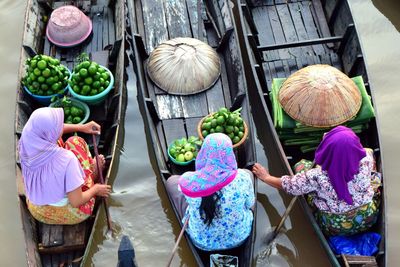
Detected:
left=46, top=5, right=92, bottom=48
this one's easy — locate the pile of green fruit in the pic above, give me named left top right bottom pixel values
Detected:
left=168, top=136, right=203, bottom=164
left=200, top=107, right=245, bottom=144
left=51, top=96, right=85, bottom=124
left=22, top=54, right=70, bottom=96
left=69, top=59, right=111, bottom=96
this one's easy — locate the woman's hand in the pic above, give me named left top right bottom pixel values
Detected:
left=252, top=163, right=283, bottom=189
left=81, top=121, right=101, bottom=135
left=94, top=184, right=111, bottom=197
left=252, top=163, right=271, bottom=182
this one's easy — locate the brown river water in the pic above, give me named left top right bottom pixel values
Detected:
left=0, top=0, right=399, bottom=266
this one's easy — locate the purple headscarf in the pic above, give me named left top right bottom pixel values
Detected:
left=315, top=126, right=366, bottom=205
left=179, top=133, right=238, bottom=197
left=19, top=107, right=84, bottom=205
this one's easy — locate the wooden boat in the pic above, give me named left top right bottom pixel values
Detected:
left=127, top=0, right=257, bottom=266
left=232, top=0, right=386, bottom=266
left=15, top=0, right=126, bottom=266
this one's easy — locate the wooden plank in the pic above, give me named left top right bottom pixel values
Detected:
left=42, top=255, right=52, bottom=267
left=90, top=6, right=100, bottom=53
left=108, top=7, right=116, bottom=47
left=102, top=6, right=110, bottom=48
left=185, top=117, right=202, bottom=137
left=164, top=0, right=191, bottom=39
left=180, top=94, right=208, bottom=118
left=300, top=1, right=325, bottom=55
left=162, top=119, right=187, bottom=146
left=141, top=0, right=168, bottom=52
left=206, top=77, right=225, bottom=113
left=156, top=94, right=184, bottom=119
left=51, top=254, right=60, bottom=267
left=218, top=56, right=231, bottom=109
left=274, top=61, right=286, bottom=78
left=312, top=0, right=333, bottom=41
left=266, top=6, right=291, bottom=59
left=276, top=4, right=302, bottom=58
left=186, top=0, right=205, bottom=40
left=96, top=7, right=104, bottom=51
left=251, top=6, right=278, bottom=61
left=41, top=224, right=64, bottom=247
left=288, top=2, right=314, bottom=56
left=20, top=200, right=41, bottom=266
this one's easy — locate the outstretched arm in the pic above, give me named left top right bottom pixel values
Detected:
left=252, top=163, right=283, bottom=189
left=63, top=121, right=101, bottom=135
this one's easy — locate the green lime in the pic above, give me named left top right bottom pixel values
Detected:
left=232, top=136, right=240, bottom=144
left=40, top=83, right=49, bottom=91
left=99, top=86, right=105, bottom=92
left=70, top=106, right=80, bottom=116
left=46, top=77, right=55, bottom=85
left=31, top=81, right=40, bottom=90
left=215, top=125, right=224, bottom=133
left=46, top=89, right=54, bottom=96
left=209, top=128, right=215, bottom=134
left=201, top=130, right=209, bottom=137
left=51, top=82, right=61, bottom=91
left=81, top=85, right=91, bottom=95
left=101, top=72, right=109, bottom=81
left=210, top=119, right=217, bottom=128
left=81, top=61, right=91, bottom=69
left=169, top=147, right=176, bottom=157
left=218, top=107, right=228, bottom=113
left=72, top=116, right=81, bottom=124
left=72, top=85, right=80, bottom=93
left=64, top=107, right=71, bottom=116
left=84, top=77, right=93, bottom=85
left=225, top=125, right=234, bottom=134
left=238, top=131, right=244, bottom=139
left=89, top=89, right=98, bottom=96
left=92, top=81, right=101, bottom=89
left=30, top=60, right=37, bottom=68
left=201, top=122, right=211, bottom=131
left=104, top=80, right=110, bottom=88
left=37, top=90, right=44, bottom=95
left=37, top=76, right=45, bottom=83
left=235, top=117, right=243, bottom=127
left=176, top=154, right=185, bottom=162
left=42, top=68, right=51, bottom=78
left=98, top=66, right=105, bottom=73
left=204, top=116, right=212, bottom=123
left=33, top=68, right=41, bottom=76
left=37, top=60, right=47, bottom=70
left=29, top=73, right=36, bottom=81
left=216, top=116, right=225, bottom=125
left=79, top=68, right=88, bottom=77
left=88, top=65, right=97, bottom=75
left=228, top=133, right=235, bottom=139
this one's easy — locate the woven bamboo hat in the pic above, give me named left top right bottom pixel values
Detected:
left=147, top=37, right=221, bottom=95
left=278, top=64, right=362, bottom=128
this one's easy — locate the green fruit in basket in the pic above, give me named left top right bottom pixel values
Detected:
left=184, top=143, right=192, bottom=152
left=216, top=116, right=225, bottom=125
left=90, top=89, right=98, bottom=96
left=88, top=65, right=97, bottom=75
left=33, top=68, right=41, bottom=76
left=184, top=151, right=194, bottom=161
left=210, top=128, right=215, bottom=134
left=40, top=84, right=48, bottom=91
left=210, top=119, right=217, bottom=128
left=169, top=147, right=177, bottom=157
left=79, top=68, right=88, bottom=78
left=228, top=133, right=235, bottom=140
left=99, top=86, right=105, bottom=93
left=42, top=68, right=51, bottom=78
left=92, top=81, right=101, bottom=89
left=238, top=131, right=244, bottom=139
left=176, top=154, right=185, bottom=162
left=72, top=117, right=82, bottom=124
left=70, top=106, right=80, bottom=117
left=98, top=66, right=105, bottom=73
left=73, top=85, right=80, bottom=93
left=64, top=107, right=71, bottom=116
left=30, top=60, right=37, bottom=68
left=81, top=85, right=91, bottom=95
left=101, top=72, right=109, bottom=81
left=225, top=125, right=234, bottom=134
left=215, top=125, right=224, bottom=133
left=47, top=90, right=54, bottom=96
left=37, top=76, right=45, bottom=83
left=37, top=60, right=47, bottom=70
left=84, top=77, right=93, bottom=85
left=202, top=130, right=208, bottom=137
left=232, top=136, right=240, bottom=144
left=80, top=61, right=91, bottom=69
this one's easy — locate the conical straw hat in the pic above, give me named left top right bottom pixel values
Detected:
left=147, top=37, right=221, bottom=95
left=278, top=64, right=362, bottom=128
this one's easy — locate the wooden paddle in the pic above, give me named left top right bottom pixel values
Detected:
left=166, top=216, right=190, bottom=267
left=92, top=132, right=113, bottom=231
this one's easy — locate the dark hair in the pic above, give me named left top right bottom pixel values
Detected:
left=200, top=191, right=222, bottom=226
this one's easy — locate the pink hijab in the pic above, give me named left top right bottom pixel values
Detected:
left=179, top=133, right=237, bottom=197
left=19, top=107, right=84, bottom=205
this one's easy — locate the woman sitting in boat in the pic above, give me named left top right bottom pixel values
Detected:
left=19, top=107, right=111, bottom=225
left=166, top=133, right=255, bottom=251
left=253, top=126, right=381, bottom=236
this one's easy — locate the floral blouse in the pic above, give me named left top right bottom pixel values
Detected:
left=281, top=153, right=375, bottom=214
left=182, top=169, right=255, bottom=251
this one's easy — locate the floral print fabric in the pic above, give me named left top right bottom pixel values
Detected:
left=183, top=169, right=255, bottom=251
left=282, top=152, right=375, bottom=214
left=27, top=136, right=95, bottom=224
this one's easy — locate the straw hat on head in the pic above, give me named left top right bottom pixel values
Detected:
left=147, top=37, right=221, bottom=95
left=278, top=64, right=362, bottom=128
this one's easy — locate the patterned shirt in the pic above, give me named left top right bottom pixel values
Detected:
left=281, top=153, right=374, bottom=214
left=182, top=169, right=255, bottom=251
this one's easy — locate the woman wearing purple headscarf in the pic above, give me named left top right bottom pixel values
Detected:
left=252, top=126, right=381, bottom=235
left=19, top=107, right=111, bottom=225
left=166, top=133, right=255, bottom=251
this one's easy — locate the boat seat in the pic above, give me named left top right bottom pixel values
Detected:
left=341, top=254, right=378, bottom=267
left=38, top=222, right=87, bottom=254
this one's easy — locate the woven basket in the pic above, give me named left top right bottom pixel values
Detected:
left=197, top=113, right=248, bottom=148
